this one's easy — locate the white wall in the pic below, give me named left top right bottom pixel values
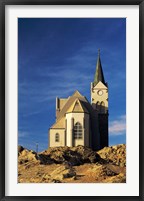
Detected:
left=49, top=129, right=65, bottom=147
left=66, top=112, right=90, bottom=147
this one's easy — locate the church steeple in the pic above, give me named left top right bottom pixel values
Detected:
left=91, top=50, right=109, bottom=149
left=94, top=49, right=105, bottom=86
left=91, top=49, right=108, bottom=113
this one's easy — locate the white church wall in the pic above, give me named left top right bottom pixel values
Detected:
left=66, top=113, right=74, bottom=147
left=66, top=113, right=90, bottom=147
left=49, top=129, right=65, bottom=147
left=73, top=112, right=84, bottom=146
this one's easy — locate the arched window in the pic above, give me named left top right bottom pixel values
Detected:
left=55, top=133, right=60, bottom=142
left=96, top=101, right=100, bottom=110
left=74, top=122, right=83, bottom=139
left=100, top=101, right=105, bottom=113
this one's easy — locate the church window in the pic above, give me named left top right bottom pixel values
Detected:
left=74, top=122, right=83, bottom=139
left=96, top=101, right=100, bottom=110
left=55, top=133, right=60, bottom=142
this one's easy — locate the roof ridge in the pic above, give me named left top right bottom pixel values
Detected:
left=72, top=90, right=83, bottom=97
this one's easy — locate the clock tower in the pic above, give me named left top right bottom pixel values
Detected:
left=91, top=50, right=108, bottom=149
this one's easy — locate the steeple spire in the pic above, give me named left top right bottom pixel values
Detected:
left=94, top=49, right=105, bottom=86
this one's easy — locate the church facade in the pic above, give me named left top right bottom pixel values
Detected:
left=49, top=51, right=108, bottom=150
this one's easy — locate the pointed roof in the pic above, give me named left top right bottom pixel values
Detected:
left=94, top=49, right=105, bottom=86
left=50, top=91, right=90, bottom=129
left=56, top=90, right=86, bottom=120
left=72, top=90, right=83, bottom=97
left=66, top=98, right=89, bottom=113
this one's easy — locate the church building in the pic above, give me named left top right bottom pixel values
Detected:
left=49, top=51, right=108, bottom=150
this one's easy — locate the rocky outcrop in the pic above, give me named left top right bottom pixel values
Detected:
left=39, top=145, right=101, bottom=166
left=18, top=147, right=39, bottom=164
left=97, top=144, right=126, bottom=167
left=18, top=144, right=126, bottom=183
left=18, top=145, right=24, bottom=153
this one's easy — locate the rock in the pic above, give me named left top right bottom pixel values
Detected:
left=63, top=169, right=76, bottom=178
left=38, top=154, right=54, bottom=165
left=18, top=147, right=39, bottom=164
left=18, top=145, right=24, bottom=154
left=18, top=144, right=126, bottom=183
left=49, top=165, right=76, bottom=181
left=97, top=144, right=126, bottom=167
left=39, top=145, right=101, bottom=166
left=18, top=144, right=125, bottom=167
left=103, top=167, right=118, bottom=176
left=52, top=179, right=62, bottom=183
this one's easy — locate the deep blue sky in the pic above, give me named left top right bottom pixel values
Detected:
left=18, top=18, right=126, bottom=152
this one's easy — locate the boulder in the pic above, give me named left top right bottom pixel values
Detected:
left=39, top=145, right=101, bottom=166
left=97, top=144, right=126, bottom=167
left=18, top=147, right=38, bottom=164
left=18, top=145, right=24, bottom=153
left=49, top=165, right=76, bottom=181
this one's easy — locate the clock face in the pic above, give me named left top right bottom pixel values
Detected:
left=97, top=90, right=103, bottom=96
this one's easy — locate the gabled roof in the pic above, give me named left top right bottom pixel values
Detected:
left=50, top=90, right=91, bottom=129
left=56, top=90, right=86, bottom=120
left=72, top=90, right=83, bottom=97
left=66, top=98, right=89, bottom=113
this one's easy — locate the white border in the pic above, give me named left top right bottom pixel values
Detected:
left=5, top=5, right=139, bottom=196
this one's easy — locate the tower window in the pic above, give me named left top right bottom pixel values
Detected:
left=74, top=122, right=83, bottom=139
left=55, top=133, right=60, bottom=142
left=100, top=101, right=105, bottom=113
left=96, top=101, right=100, bottom=110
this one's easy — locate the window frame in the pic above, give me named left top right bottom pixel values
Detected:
left=55, top=133, right=60, bottom=142
left=74, top=122, right=83, bottom=140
